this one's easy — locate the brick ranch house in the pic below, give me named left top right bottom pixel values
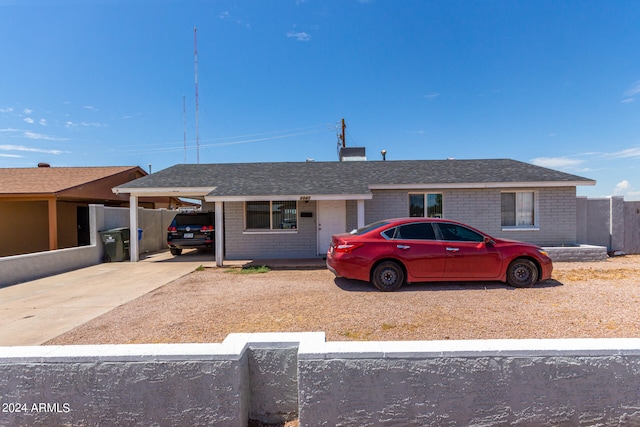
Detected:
left=113, top=158, right=595, bottom=266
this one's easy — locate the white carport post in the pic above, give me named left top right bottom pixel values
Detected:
left=357, top=199, right=365, bottom=228
left=129, top=195, right=139, bottom=262
left=215, top=201, right=224, bottom=267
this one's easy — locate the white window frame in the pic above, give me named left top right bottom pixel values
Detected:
left=409, top=193, right=443, bottom=218
left=501, top=190, right=540, bottom=231
left=244, top=200, right=298, bottom=234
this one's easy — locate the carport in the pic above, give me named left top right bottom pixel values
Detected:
left=112, top=186, right=219, bottom=264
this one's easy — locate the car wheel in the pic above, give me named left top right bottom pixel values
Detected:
left=170, top=248, right=183, bottom=256
left=506, top=258, right=538, bottom=288
left=372, top=261, right=405, bottom=292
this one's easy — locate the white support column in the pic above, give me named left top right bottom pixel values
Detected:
left=129, top=195, right=139, bottom=262
left=215, top=201, right=224, bottom=267
left=357, top=199, right=365, bottom=228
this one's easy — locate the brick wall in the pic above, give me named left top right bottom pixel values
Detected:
left=223, top=201, right=318, bottom=259
left=366, top=187, right=578, bottom=246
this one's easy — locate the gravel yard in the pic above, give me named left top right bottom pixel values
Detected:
left=47, top=255, right=640, bottom=345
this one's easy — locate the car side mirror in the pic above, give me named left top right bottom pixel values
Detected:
left=483, top=236, right=495, bottom=246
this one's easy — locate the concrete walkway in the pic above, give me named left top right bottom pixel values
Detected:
left=0, top=250, right=216, bottom=346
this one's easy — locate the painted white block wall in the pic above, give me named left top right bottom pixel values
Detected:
left=2, top=334, right=640, bottom=426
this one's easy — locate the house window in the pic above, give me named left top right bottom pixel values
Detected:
left=409, top=193, right=442, bottom=218
left=501, top=191, right=535, bottom=227
left=246, top=201, right=297, bottom=230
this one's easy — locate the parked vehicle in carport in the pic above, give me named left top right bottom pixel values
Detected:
left=326, top=218, right=553, bottom=291
left=167, top=211, right=215, bottom=256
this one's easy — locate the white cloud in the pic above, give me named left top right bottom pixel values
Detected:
left=287, top=31, right=311, bottom=42
left=605, top=147, right=640, bottom=159
left=614, top=180, right=640, bottom=198
left=424, top=93, right=440, bottom=100
left=0, top=153, right=23, bottom=158
left=39, top=119, right=47, bottom=126
left=23, top=131, right=69, bottom=141
left=530, top=157, right=584, bottom=169
left=624, top=80, right=640, bottom=97
left=623, top=80, right=640, bottom=103
left=0, top=144, right=65, bottom=155
left=23, top=108, right=33, bottom=114
left=23, top=117, right=34, bottom=124
left=65, top=121, right=106, bottom=128
left=0, top=108, right=14, bottom=113
left=83, top=105, right=98, bottom=112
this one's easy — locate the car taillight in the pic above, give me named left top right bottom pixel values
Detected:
left=334, top=243, right=363, bottom=253
left=201, top=225, right=214, bottom=231
left=168, top=226, right=177, bottom=232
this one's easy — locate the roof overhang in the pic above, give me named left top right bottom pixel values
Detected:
left=112, top=187, right=217, bottom=197
left=368, top=181, right=596, bottom=190
left=205, top=193, right=373, bottom=202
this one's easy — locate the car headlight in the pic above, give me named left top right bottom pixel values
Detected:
left=537, top=249, right=549, bottom=257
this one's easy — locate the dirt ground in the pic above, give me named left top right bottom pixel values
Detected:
left=47, top=255, right=640, bottom=345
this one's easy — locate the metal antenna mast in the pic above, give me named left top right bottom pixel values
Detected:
left=194, top=26, right=200, bottom=164
left=182, top=95, right=187, bottom=163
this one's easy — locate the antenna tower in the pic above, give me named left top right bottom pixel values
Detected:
left=182, top=95, right=187, bottom=163
left=194, top=26, right=200, bottom=164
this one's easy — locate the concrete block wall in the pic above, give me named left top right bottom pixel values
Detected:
left=366, top=187, right=578, bottom=246
left=298, top=337, right=640, bottom=426
left=103, top=206, right=177, bottom=255
left=0, top=342, right=248, bottom=427
left=3, top=334, right=640, bottom=426
left=543, top=245, right=609, bottom=262
left=364, top=190, right=408, bottom=224
left=223, top=201, right=319, bottom=259
left=624, top=201, right=640, bottom=254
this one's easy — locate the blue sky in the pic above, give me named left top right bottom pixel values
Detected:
left=1, top=1, right=639, bottom=199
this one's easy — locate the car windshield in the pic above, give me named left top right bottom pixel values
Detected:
left=350, top=221, right=390, bottom=235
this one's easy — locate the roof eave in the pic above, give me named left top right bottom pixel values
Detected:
left=112, top=186, right=217, bottom=197
left=205, top=193, right=373, bottom=202
left=368, top=181, right=596, bottom=190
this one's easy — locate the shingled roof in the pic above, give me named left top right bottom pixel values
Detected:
left=114, top=159, right=595, bottom=199
left=0, top=166, right=143, bottom=195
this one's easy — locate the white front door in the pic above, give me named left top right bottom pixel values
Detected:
left=317, top=200, right=347, bottom=255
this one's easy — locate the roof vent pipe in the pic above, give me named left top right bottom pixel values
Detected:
left=37, top=162, right=51, bottom=168
left=381, top=150, right=387, bottom=161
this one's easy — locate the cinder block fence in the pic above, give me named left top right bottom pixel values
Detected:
left=2, top=333, right=640, bottom=426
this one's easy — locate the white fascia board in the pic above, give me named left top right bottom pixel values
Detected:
left=368, top=181, right=596, bottom=190
left=205, top=193, right=372, bottom=202
left=112, top=187, right=217, bottom=197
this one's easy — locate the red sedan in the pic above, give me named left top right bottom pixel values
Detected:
left=326, top=218, right=553, bottom=291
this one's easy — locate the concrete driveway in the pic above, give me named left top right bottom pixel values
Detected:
left=0, top=250, right=215, bottom=346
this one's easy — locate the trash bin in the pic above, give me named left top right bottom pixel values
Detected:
left=99, top=227, right=131, bottom=262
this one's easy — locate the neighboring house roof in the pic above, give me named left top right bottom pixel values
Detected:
left=0, top=166, right=143, bottom=195
left=113, top=159, right=596, bottom=201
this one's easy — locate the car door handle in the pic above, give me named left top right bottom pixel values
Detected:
left=446, top=247, right=460, bottom=252
left=397, top=245, right=411, bottom=250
